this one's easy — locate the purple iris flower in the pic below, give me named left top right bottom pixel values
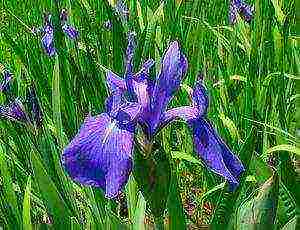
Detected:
left=62, top=35, right=245, bottom=198
left=0, top=70, right=12, bottom=93
left=40, top=10, right=78, bottom=56
left=60, top=9, right=79, bottom=40
left=0, top=98, right=30, bottom=124
left=115, top=0, right=129, bottom=23
left=229, top=0, right=254, bottom=24
left=41, top=14, right=56, bottom=56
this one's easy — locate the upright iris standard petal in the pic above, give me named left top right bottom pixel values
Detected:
left=0, top=70, right=13, bottom=93
left=105, top=71, right=127, bottom=115
left=61, top=113, right=135, bottom=198
left=0, top=98, right=30, bottom=124
left=190, top=118, right=245, bottom=188
left=131, top=59, right=155, bottom=109
left=148, top=41, right=188, bottom=136
left=41, top=18, right=56, bottom=56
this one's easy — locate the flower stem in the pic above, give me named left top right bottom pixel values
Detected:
left=154, top=217, right=164, bottom=230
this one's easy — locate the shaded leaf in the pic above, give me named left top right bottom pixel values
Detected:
left=236, top=172, right=279, bottom=229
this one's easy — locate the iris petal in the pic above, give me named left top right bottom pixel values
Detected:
left=0, top=70, right=13, bottom=93
left=105, top=71, right=127, bottom=115
left=190, top=118, right=244, bottom=188
left=131, top=59, right=155, bottom=109
left=239, top=2, right=253, bottom=23
left=61, top=113, right=134, bottom=198
left=0, top=98, right=30, bottom=124
left=229, top=0, right=253, bottom=24
left=148, top=41, right=188, bottom=136
left=229, top=0, right=239, bottom=24
left=106, top=71, right=126, bottom=93
left=62, top=24, right=79, bottom=40
left=160, top=82, right=208, bottom=128
left=41, top=24, right=56, bottom=56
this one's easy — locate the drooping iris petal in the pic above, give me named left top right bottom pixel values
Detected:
left=61, top=113, right=134, bottom=198
left=0, top=98, right=30, bottom=124
left=160, top=82, right=209, bottom=128
left=148, top=41, right=188, bottom=135
left=41, top=23, right=56, bottom=56
left=62, top=24, right=79, bottom=40
left=189, top=118, right=244, bottom=188
left=0, top=70, right=13, bottom=93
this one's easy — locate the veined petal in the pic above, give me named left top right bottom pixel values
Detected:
left=115, top=102, right=142, bottom=127
left=106, top=71, right=126, bottom=93
left=190, top=118, right=244, bottom=188
left=61, top=113, right=134, bottom=198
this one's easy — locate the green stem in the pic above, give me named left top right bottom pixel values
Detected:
left=154, top=217, right=164, bottom=230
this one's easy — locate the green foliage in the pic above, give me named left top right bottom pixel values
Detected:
left=133, top=140, right=171, bottom=219
left=236, top=172, right=279, bottom=229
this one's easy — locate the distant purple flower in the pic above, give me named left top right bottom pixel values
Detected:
left=0, top=70, right=12, bottom=93
left=41, top=14, right=56, bottom=56
left=27, top=86, right=43, bottom=127
left=62, top=33, right=245, bottom=197
left=229, top=0, right=254, bottom=24
left=39, top=10, right=79, bottom=56
left=60, top=9, right=79, bottom=40
left=103, top=20, right=112, bottom=30
left=0, top=98, right=30, bottom=124
left=115, top=0, right=129, bottom=23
